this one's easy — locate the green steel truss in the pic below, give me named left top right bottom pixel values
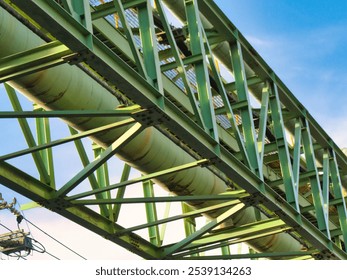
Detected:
left=0, top=0, right=347, bottom=260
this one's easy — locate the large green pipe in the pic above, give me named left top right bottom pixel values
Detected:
left=0, top=6, right=302, bottom=255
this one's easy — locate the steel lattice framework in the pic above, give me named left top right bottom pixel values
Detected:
left=0, top=0, right=347, bottom=260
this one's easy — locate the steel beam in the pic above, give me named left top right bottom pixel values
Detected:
left=0, top=118, right=137, bottom=161
left=179, top=250, right=318, bottom=260
left=0, top=161, right=160, bottom=259
left=0, top=41, right=72, bottom=83
left=66, top=159, right=209, bottom=200
left=56, top=122, right=144, bottom=197
left=3, top=84, right=51, bottom=185
left=2, top=0, right=347, bottom=259
left=230, top=41, right=261, bottom=177
left=184, top=0, right=218, bottom=140
left=162, top=203, right=246, bottom=258
left=301, top=118, right=330, bottom=237
left=154, top=0, right=205, bottom=128
left=171, top=218, right=291, bottom=254
left=142, top=179, right=161, bottom=246
left=269, top=82, right=299, bottom=211
left=69, top=127, right=109, bottom=218
left=115, top=199, right=244, bottom=236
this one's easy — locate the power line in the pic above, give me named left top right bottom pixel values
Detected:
left=23, top=218, right=87, bottom=260
left=31, top=238, right=60, bottom=260
left=16, top=202, right=34, bottom=239
left=43, top=250, right=60, bottom=260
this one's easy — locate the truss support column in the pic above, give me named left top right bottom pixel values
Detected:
left=69, top=127, right=109, bottom=218
left=67, top=0, right=93, bottom=49
left=301, top=118, right=330, bottom=238
left=4, top=84, right=51, bottom=185
left=93, top=143, right=112, bottom=213
left=184, top=0, right=219, bottom=140
left=229, top=41, right=261, bottom=177
left=268, top=82, right=299, bottom=211
left=138, top=1, right=163, bottom=95
left=154, top=0, right=204, bottom=128
left=142, top=179, right=161, bottom=246
left=329, top=148, right=347, bottom=249
left=221, top=242, right=231, bottom=256
left=202, top=29, right=250, bottom=167
left=112, top=0, right=147, bottom=78
left=112, top=163, right=131, bottom=222
left=257, top=85, right=270, bottom=168
left=182, top=203, right=199, bottom=257
left=34, top=105, right=55, bottom=189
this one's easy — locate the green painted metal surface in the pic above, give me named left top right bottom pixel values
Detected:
left=0, top=0, right=347, bottom=260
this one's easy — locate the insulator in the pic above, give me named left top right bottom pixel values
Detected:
left=0, top=230, right=32, bottom=256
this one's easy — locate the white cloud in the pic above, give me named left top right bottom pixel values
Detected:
left=246, top=35, right=275, bottom=48
left=317, top=116, right=347, bottom=149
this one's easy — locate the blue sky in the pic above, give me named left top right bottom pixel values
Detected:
left=1, top=1, right=347, bottom=260
left=216, top=0, right=347, bottom=147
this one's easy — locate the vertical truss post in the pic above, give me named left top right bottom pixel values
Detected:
left=184, top=0, right=219, bottom=141
left=138, top=1, right=164, bottom=96
left=69, top=0, right=93, bottom=49
left=4, top=84, right=51, bottom=185
left=181, top=203, right=199, bottom=257
left=59, top=0, right=73, bottom=12
left=301, top=118, right=330, bottom=238
left=322, top=150, right=330, bottom=209
left=292, top=119, right=302, bottom=192
left=112, top=0, right=147, bottom=78
left=182, top=204, right=197, bottom=238
left=159, top=197, right=172, bottom=245
left=69, top=127, right=109, bottom=217
left=112, top=163, right=131, bottom=222
left=248, top=248, right=258, bottom=260
left=257, top=85, right=270, bottom=168
left=33, top=105, right=56, bottom=189
left=201, top=30, right=250, bottom=166
left=329, top=149, right=347, bottom=249
left=93, top=143, right=112, bottom=213
left=154, top=0, right=204, bottom=128
left=142, top=179, right=161, bottom=246
left=221, top=242, right=231, bottom=256
left=229, top=41, right=261, bottom=177
left=268, top=82, right=299, bottom=211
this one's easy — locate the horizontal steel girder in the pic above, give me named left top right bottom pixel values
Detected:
left=0, top=161, right=161, bottom=259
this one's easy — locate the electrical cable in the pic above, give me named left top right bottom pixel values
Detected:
left=30, top=238, right=46, bottom=254
left=15, top=201, right=34, bottom=237
left=28, top=238, right=60, bottom=260
left=44, top=250, right=60, bottom=260
left=16, top=201, right=85, bottom=260
left=0, top=221, right=13, bottom=232
left=23, top=217, right=87, bottom=260
left=9, top=250, right=29, bottom=260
